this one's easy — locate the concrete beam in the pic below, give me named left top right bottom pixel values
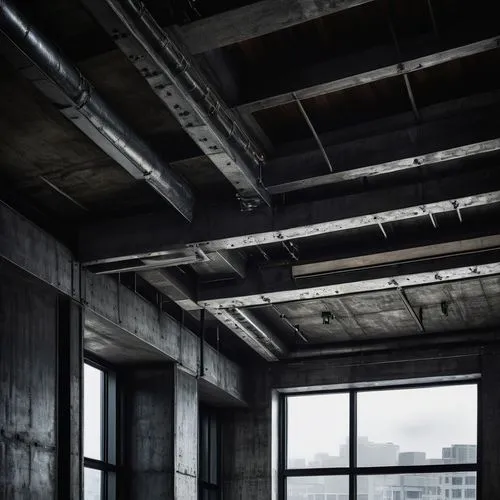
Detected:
left=237, top=36, right=500, bottom=114
left=0, top=201, right=246, bottom=406
left=287, top=327, right=500, bottom=359
left=80, top=169, right=500, bottom=263
left=139, top=268, right=200, bottom=311
left=176, top=0, right=374, bottom=54
left=292, top=233, right=500, bottom=277
left=198, top=250, right=500, bottom=308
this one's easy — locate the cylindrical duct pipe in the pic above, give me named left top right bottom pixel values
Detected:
left=0, top=0, right=195, bottom=221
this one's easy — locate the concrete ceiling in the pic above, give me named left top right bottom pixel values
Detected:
left=1, top=0, right=500, bottom=363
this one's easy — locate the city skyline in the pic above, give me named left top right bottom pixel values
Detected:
left=287, top=385, right=477, bottom=463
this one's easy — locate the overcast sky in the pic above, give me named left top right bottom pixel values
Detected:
left=287, top=384, right=477, bottom=462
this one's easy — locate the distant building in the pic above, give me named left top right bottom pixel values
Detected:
left=287, top=440, right=476, bottom=500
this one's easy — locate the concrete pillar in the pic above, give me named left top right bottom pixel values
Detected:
left=0, top=261, right=83, bottom=499
left=223, top=371, right=272, bottom=500
left=481, top=349, right=500, bottom=498
left=57, top=295, right=83, bottom=499
left=0, top=262, right=58, bottom=498
left=125, top=364, right=198, bottom=499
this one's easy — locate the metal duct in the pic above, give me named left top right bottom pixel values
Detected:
left=85, top=0, right=270, bottom=210
left=0, top=0, right=195, bottom=221
left=208, top=306, right=287, bottom=361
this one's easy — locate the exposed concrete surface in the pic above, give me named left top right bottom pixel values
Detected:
left=1, top=201, right=247, bottom=406
left=0, top=263, right=58, bottom=499
left=124, top=366, right=198, bottom=499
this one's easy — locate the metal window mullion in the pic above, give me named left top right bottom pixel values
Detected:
left=102, top=371, right=109, bottom=500
left=476, top=379, right=483, bottom=500
left=280, top=395, right=287, bottom=500
left=349, top=391, right=357, bottom=500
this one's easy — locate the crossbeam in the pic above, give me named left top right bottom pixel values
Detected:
left=80, top=169, right=500, bottom=265
left=198, top=251, right=500, bottom=308
left=177, top=0, right=374, bottom=54
left=237, top=36, right=500, bottom=114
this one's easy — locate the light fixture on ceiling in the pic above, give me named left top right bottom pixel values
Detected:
left=322, top=311, right=334, bottom=325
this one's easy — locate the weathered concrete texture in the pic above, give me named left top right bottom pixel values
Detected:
left=272, top=346, right=482, bottom=390
left=126, top=369, right=175, bottom=499
left=223, top=407, right=272, bottom=500
left=0, top=262, right=58, bottom=499
left=125, top=365, right=198, bottom=500
left=59, top=297, right=83, bottom=500
left=0, top=200, right=79, bottom=298
left=0, top=201, right=247, bottom=404
left=175, top=369, right=198, bottom=498
left=200, top=343, right=247, bottom=406
left=84, top=273, right=247, bottom=404
left=223, top=371, right=272, bottom=500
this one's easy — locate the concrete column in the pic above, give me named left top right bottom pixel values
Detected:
left=0, top=261, right=59, bottom=498
left=57, top=295, right=83, bottom=499
left=125, top=364, right=198, bottom=499
left=223, top=371, right=272, bottom=500
left=480, top=349, right=500, bottom=498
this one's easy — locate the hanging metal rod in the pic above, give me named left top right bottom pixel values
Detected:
left=396, top=287, right=425, bottom=332
left=293, top=94, right=334, bottom=173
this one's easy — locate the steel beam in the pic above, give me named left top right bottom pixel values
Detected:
left=198, top=250, right=500, bottom=308
left=83, top=0, right=270, bottom=210
left=237, top=36, right=500, bottom=114
left=176, top=0, right=374, bottom=54
left=80, top=169, right=500, bottom=264
left=268, top=136, right=500, bottom=195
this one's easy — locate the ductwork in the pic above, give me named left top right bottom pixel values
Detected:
left=83, top=0, right=271, bottom=210
left=0, top=0, right=195, bottom=221
left=209, top=306, right=287, bottom=361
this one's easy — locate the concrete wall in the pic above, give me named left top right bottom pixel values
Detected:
left=0, top=262, right=59, bottom=498
left=1, top=201, right=247, bottom=407
left=222, top=344, right=500, bottom=500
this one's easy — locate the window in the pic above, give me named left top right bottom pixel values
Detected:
left=452, top=491, right=462, bottom=498
left=199, top=406, right=221, bottom=500
left=281, top=382, right=478, bottom=500
left=84, top=361, right=117, bottom=500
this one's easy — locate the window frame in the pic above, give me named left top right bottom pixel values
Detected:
left=279, top=379, right=481, bottom=500
left=84, top=356, right=119, bottom=500
left=199, top=404, right=222, bottom=500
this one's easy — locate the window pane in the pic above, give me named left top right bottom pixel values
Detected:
left=357, top=385, right=477, bottom=466
left=287, top=393, right=349, bottom=468
left=84, top=467, right=102, bottom=500
left=84, top=364, right=103, bottom=460
left=357, top=473, right=476, bottom=500
left=287, top=475, right=349, bottom=500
